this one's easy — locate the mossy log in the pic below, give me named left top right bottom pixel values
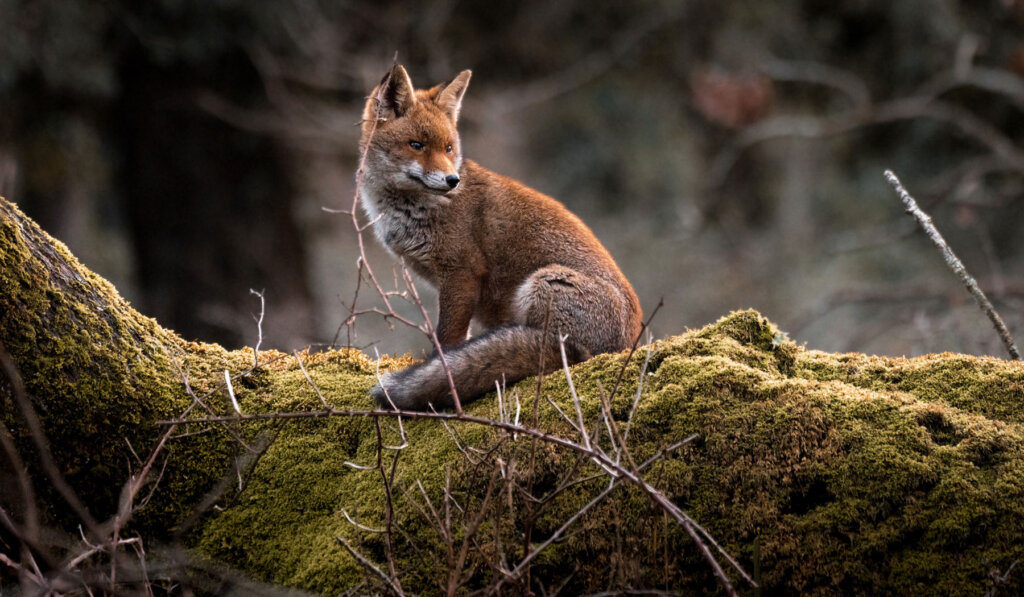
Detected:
left=2, top=195, right=1024, bottom=595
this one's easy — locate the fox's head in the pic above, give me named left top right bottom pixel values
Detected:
left=360, top=64, right=472, bottom=197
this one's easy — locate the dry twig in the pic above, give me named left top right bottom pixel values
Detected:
left=884, top=170, right=1020, bottom=360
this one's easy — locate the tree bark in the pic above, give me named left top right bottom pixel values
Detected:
left=0, top=195, right=243, bottom=534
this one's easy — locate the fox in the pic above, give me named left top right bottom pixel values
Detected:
left=360, top=64, right=643, bottom=411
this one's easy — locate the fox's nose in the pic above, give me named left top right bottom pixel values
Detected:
left=445, top=174, right=460, bottom=189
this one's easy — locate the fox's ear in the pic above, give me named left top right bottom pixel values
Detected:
left=436, top=70, right=472, bottom=123
left=374, top=64, right=417, bottom=119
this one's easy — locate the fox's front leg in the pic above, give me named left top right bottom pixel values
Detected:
left=435, top=271, right=481, bottom=348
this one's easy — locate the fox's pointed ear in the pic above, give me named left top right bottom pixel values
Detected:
left=436, top=70, right=472, bottom=123
left=373, top=64, right=417, bottom=120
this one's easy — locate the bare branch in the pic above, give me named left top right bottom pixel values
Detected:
left=337, top=536, right=406, bottom=596
left=375, top=418, right=404, bottom=592
left=342, top=509, right=384, bottom=534
left=224, top=369, right=242, bottom=415
left=294, top=350, right=330, bottom=408
left=708, top=97, right=1024, bottom=190
left=622, top=331, right=655, bottom=451
left=0, top=343, right=102, bottom=540
left=758, top=57, right=871, bottom=109
left=884, top=170, right=1020, bottom=360
left=559, top=334, right=591, bottom=451
left=401, top=266, right=463, bottom=413
left=494, top=434, right=699, bottom=592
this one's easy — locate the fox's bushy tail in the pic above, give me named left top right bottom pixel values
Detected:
left=371, top=325, right=585, bottom=411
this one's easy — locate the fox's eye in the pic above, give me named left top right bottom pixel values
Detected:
left=409, top=141, right=424, bottom=151
left=445, top=144, right=453, bottom=153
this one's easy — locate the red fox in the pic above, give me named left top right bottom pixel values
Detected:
left=361, top=64, right=643, bottom=411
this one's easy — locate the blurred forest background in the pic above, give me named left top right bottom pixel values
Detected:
left=1, top=0, right=1022, bottom=360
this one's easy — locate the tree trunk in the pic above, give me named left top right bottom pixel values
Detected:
left=3, top=195, right=1024, bottom=595
left=1, top=193, right=231, bottom=531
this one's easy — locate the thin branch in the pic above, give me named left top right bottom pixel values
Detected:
left=0, top=343, right=102, bottom=540
left=559, top=334, right=591, bottom=451
left=622, top=331, right=655, bottom=450
left=603, top=298, right=663, bottom=406
left=596, top=381, right=638, bottom=477
left=375, top=418, right=404, bottom=593
left=294, top=350, right=330, bottom=408
left=249, top=289, right=265, bottom=370
left=708, top=96, right=1024, bottom=190
left=342, top=509, right=384, bottom=534
left=337, top=536, right=406, bottom=596
left=757, top=57, right=870, bottom=109
left=884, top=170, right=1020, bottom=360
left=544, top=393, right=581, bottom=434
left=447, top=467, right=500, bottom=595
left=401, top=265, right=463, bottom=413
left=224, top=369, right=242, bottom=415
left=482, top=4, right=687, bottom=116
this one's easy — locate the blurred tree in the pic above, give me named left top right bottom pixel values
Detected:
left=0, top=0, right=1021, bottom=356
left=0, top=0, right=311, bottom=348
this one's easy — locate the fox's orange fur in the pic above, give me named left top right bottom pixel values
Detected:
left=361, top=64, right=642, bottom=411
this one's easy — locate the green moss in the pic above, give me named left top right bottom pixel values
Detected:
left=0, top=197, right=245, bottom=536
left=795, top=350, right=1024, bottom=424
left=193, top=310, right=1024, bottom=595
left=5, top=196, right=1024, bottom=595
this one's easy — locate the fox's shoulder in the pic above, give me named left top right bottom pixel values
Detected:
left=459, top=159, right=511, bottom=192
left=456, top=159, right=610, bottom=264
left=459, top=159, right=566, bottom=212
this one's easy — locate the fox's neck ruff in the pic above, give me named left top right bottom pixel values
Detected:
left=358, top=176, right=450, bottom=266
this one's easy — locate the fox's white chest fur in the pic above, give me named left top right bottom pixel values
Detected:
left=359, top=186, right=438, bottom=270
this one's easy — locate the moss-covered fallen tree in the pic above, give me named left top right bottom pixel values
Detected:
left=2, top=194, right=1024, bottom=595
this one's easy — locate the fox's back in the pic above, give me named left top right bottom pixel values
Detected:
left=449, top=160, right=641, bottom=333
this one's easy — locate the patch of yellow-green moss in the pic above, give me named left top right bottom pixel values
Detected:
left=195, top=310, right=1024, bottom=595
left=794, top=349, right=1024, bottom=423
left=0, top=196, right=244, bottom=536
left=4, top=201, right=1023, bottom=594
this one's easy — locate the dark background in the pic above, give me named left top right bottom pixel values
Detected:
left=2, top=0, right=1022, bottom=359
